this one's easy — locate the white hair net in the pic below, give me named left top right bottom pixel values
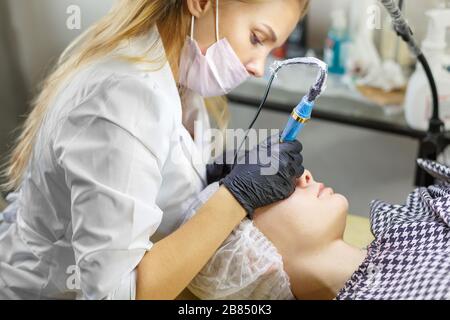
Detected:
left=181, top=183, right=295, bottom=300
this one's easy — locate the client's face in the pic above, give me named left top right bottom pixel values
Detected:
left=253, top=170, right=349, bottom=256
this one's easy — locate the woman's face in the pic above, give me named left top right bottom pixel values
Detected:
left=253, top=170, right=349, bottom=256
left=189, top=0, right=305, bottom=77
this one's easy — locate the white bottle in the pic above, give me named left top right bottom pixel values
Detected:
left=379, top=14, right=414, bottom=68
left=404, top=9, right=450, bottom=131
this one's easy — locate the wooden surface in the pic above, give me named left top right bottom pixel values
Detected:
left=344, top=214, right=374, bottom=248
left=356, top=85, right=406, bottom=107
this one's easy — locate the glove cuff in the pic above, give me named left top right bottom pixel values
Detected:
left=220, top=179, right=255, bottom=220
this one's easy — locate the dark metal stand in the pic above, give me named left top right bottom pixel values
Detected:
left=415, top=118, right=450, bottom=186
left=384, top=0, right=445, bottom=187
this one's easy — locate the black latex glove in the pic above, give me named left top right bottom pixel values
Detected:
left=221, top=135, right=304, bottom=218
left=206, top=149, right=237, bottom=185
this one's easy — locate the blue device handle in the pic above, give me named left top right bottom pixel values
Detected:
left=280, top=96, right=314, bottom=142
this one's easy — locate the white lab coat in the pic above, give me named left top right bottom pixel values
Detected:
left=0, top=27, right=212, bottom=300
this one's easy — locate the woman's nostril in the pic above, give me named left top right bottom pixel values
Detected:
left=246, top=62, right=265, bottom=78
left=249, top=69, right=263, bottom=78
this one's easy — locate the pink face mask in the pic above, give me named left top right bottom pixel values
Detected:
left=179, top=0, right=250, bottom=97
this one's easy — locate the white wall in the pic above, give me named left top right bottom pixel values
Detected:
left=6, top=0, right=446, bottom=92
left=0, top=0, right=28, bottom=164
left=7, top=0, right=113, bottom=90
left=308, top=0, right=351, bottom=48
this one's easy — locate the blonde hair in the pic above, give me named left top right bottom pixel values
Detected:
left=3, top=0, right=309, bottom=191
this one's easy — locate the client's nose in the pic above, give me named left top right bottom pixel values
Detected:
left=298, top=170, right=314, bottom=187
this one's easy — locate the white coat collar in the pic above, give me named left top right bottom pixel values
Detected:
left=118, top=26, right=211, bottom=183
left=113, top=26, right=212, bottom=185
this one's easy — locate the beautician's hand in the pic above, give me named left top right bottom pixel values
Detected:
left=206, top=149, right=236, bottom=185
left=221, top=135, right=304, bottom=218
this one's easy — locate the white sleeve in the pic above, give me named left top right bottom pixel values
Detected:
left=54, top=74, right=175, bottom=300
left=105, top=269, right=137, bottom=300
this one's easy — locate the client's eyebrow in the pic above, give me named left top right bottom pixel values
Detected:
left=262, top=24, right=278, bottom=43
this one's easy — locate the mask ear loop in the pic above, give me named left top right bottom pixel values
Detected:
left=215, top=0, right=220, bottom=42
left=190, top=15, right=195, bottom=39
left=190, top=0, right=220, bottom=42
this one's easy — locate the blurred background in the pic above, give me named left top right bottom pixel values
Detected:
left=1, top=0, right=449, bottom=215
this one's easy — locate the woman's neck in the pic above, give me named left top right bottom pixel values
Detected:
left=284, top=240, right=367, bottom=300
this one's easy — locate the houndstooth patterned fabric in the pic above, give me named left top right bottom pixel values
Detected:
left=336, top=159, right=450, bottom=300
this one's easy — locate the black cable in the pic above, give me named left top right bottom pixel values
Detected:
left=232, top=73, right=276, bottom=166
left=380, top=0, right=441, bottom=131
left=231, top=57, right=327, bottom=166
left=417, top=53, right=441, bottom=126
